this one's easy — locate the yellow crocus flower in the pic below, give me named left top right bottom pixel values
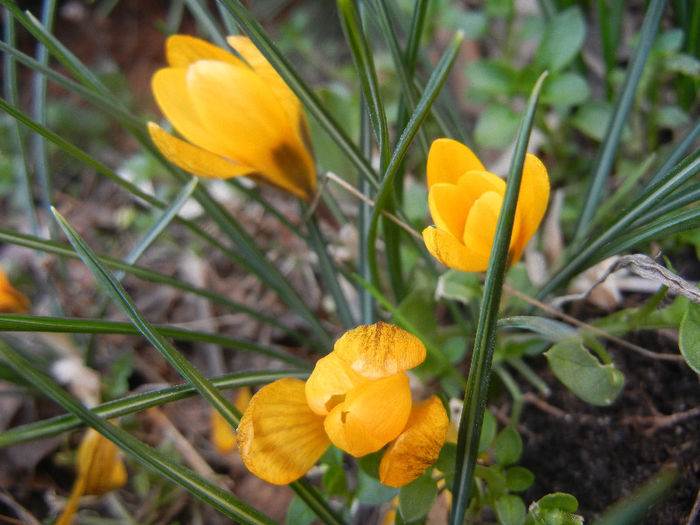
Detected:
left=148, top=35, right=316, bottom=201
left=422, top=138, right=550, bottom=272
left=237, top=323, right=448, bottom=488
left=0, top=265, right=29, bottom=314
left=57, top=429, right=127, bottom=525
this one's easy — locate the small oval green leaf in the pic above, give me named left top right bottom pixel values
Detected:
left=494, top=425, right=522, bottom=466
left=495, top=494, right=526, bottom=525
left=679, top=302, right=700, bottom=374
left=398, top=473, right=438, bottom=523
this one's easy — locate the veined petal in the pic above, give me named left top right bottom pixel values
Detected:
left=324, top=373, right=411, bottom=457
left=77, top=429, right=127, bottom=495
left=305, top=352, right=369, bottom=416
left=166, top=34, right=242, bottom=68
left=186, top=60, right=292, bottom=167
left=422, top=226, right=490, bottom=272
left=152, top=68, right=234, bottom=156
left=427, top=138, right=485, bottom=189
left=332, top=322, right=426, bottom=380
left=379, top=396, right=448, bottom=487
left=226, top=36, right=306, bottom=142
left=148, top=123, right=256, bottom=179
left=428, top=183, right=469, bottom=240
left=237, top=379, right=330, bottom=485
left=512, top=153, right=550, bottom=262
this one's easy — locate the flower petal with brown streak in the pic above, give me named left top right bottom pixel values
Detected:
left=379, top=396, right=448, bottom=487
left=332, top=322, right=426, bottom=380
left=237, top=378, right=330, bottom=485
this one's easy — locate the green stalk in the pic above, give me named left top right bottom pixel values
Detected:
left=0, top=342, right=276, bottom=524
left=574, top=0, right=666, bottom=242
left=52, top=209, right=242, bottom=429
left=0, top=370, right=307, bottom=447
left=449, top=72, right=548, bottom=525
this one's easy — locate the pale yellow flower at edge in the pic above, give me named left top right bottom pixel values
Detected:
left=0, top=265, right=29, bottom=314
left=422, top=138, right=550, bottom=272
left=148, top=35, right=316, bottom=201
left=236, top=323, right=449, bottom=488
left=56, top=429, right=127, bottom=525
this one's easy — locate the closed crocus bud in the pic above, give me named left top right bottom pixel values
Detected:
left=56, top=429, right=127, bottom=525
left=148, top=35, right=316, bottom=200
left=422, top=138, right=549, bottom=272
left=237, top=322, right=448, bottom=487
left=0, top=265, right=29, bottom=314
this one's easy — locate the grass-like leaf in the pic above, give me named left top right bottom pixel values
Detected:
left=449, top=71, right=548, bottom=525
left=51, top=208, right=242, bottom=429
left=0, top=341, right=276, bottom=524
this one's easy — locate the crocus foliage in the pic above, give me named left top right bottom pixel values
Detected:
left=149, top=35, right=316, bottom=200
left=0, top=265, right=29, bottom=314
left=56, top=429, right=127, bottom=525
left=423, top=138, right=549, bottom=272
left=237, top=323, right=448, bottom=487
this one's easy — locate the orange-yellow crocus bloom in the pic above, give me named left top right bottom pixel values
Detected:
left=148, top=35, right=316, bottom=200
left=237, top=323, right=448, bottom=488
left=0, top=265, right=29, bottom=314
left=211, top=386, right=252, bottom=454
left=422, top=138, right=549, bottom=272
left=56, top=429, right=127, bottom=525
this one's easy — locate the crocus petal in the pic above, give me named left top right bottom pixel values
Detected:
left=511, top=153, right=550, bottom=262
left=77, top=429, right=127, bottom=495
left=186, top=59, right=292, bottom=165
left=166, top=34, right=243, bottom=68
left=379, top=396, right=448, bottom=487
left=462, top=191, right=503, bottom=258
left=455, top=170, right=506, bottom=203
left=211, top=408, right=237, bottom=454
left=305, top=352, right=369, bottom=416
left=422, top=226, right=490, bottom=272
left=324, top=373, right=411, bottom=457
left=0, top=268, right=29, bottom=314
left=151, top=68, right=234, bottom=156
left=427, top=138, right=485, bottom=189
left=332, top=322, right=426, bottom=380
left=237, top=378, right=330, bottom=485
left=148, top=123, right=256, bottom=179
left=226, top=35, right=306, bottom=143
left=428, top=183, right=469, bottom=240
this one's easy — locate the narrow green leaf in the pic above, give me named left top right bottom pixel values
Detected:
left=498, top=316, right=578, bottom=342
left=0, top=314, right=310, bottom=368
left=51, top=208, right=241, bottom=429
left=0, top=370, right=307, bottom=447
left=0, top=342, right=276, bottom=524
left=449, top=71, right=548, bottom=525
left=679, top=302, right=700, bottom=374
left=574, top=0, right=666, bottom=241
left=183, top=0, right=228, bottom=48
left=545, top=341, right=625, bottom=406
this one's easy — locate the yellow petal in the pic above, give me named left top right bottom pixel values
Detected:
left=186, top=59, right=291, bottom=164
left=151, top=67, right=234, bottom=156
left=323, top=374, right=411, bottom=457
left=211, top=408, right=238, bottom=453
left=462, top=191, right=503, bottom=258
left=166, top=34, right=243, bottom=68
left=427, top=138, right=485, bottom=189
left=77, top=429, right=127, bottom=495
left=148, top=122, right=255, bottom=179
left=379, top=396, right=448, bottom=487
left=455, top=169, right=506, bottom=202
left=511, top=153, right=550, bottom=262
left=0, top=270, right=29, bottom=314
left=428, top=183, right=469, bottom=240
left=305, top=352, right=369, bottom=416
left=237, top=378, right=330, bottom=485
left=332, top=322, right=426, bottom=380
left=422, top=226, right=490, bottom=272
left=226, top=36, right=306, bottom=143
